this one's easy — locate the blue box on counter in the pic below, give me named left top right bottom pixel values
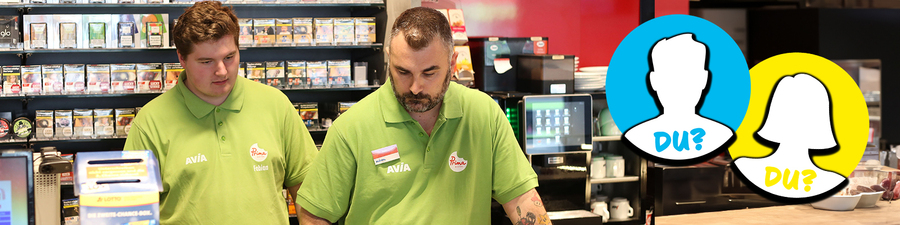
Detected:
left=74, top=150, right=162, bottom=225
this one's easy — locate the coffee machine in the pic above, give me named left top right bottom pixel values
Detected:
left=520, top=94, right=593, bottom=211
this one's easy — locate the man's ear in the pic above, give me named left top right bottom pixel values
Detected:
left=450, top=50, right=458, bottom=71
left=177, top=51, right=186, bottom=68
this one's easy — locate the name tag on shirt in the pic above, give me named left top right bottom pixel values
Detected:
left=372, top=144, right=400, bottom=165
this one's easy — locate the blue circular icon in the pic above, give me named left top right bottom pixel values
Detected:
left=607, top=14, right=751, bottom=133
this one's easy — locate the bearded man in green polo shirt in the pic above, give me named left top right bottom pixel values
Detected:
left=298, top=7, right=552, bottom=225
left=123, top=2, right=318, bottom=224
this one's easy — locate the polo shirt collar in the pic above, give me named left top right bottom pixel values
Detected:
left=176, top=70, right=245, bottom=119
left=379, top=79, right=463, bottom=124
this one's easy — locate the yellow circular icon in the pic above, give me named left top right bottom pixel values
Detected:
left=730, top=52, right=868, bottom=177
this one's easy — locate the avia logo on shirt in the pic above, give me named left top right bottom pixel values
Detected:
left=387, top=162, right=411, bottom=174
left=250, top=143, right=268, bottom=162
left=185, top=153, right=208, bottom=165
left=449, top=151, right=468, bottom=172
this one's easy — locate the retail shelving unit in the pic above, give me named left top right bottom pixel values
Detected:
left=587, top=89, right=650, bottom=225
left=0, top=2, right=388, bottom=154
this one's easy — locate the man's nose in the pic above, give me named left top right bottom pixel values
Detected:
left=214, top=61, right=228, bottom=76
left=409, top=75, right=424, bottom=95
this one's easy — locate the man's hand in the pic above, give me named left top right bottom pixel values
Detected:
left=502, top=188, right=552, bottom=225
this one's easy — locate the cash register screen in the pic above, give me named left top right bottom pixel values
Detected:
left=0, top=150, right=34, bottom=225
left=523, top=95, right=592, bottom=154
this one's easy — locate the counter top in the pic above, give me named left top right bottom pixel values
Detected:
left=656, top=200, right=900, bottom=225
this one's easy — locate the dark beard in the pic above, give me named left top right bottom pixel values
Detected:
left=392, top=69, right=451, bottom=113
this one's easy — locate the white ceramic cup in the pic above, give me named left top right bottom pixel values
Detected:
left=606, top=156, right=625, bottom=178
left=591, top=158, right=606, bottom=179
left=591, top=201, right=609, bottom=223
left=610, top=198, right=633, bottom=220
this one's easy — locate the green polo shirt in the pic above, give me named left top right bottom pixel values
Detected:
left=124, top=72, right=318, bottom=225
left=297, top=81, right=538, bottom=224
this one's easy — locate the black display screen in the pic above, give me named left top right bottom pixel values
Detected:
left=523, top=95, right=592, bottom=154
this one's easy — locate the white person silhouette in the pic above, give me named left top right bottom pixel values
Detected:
left=622, top=33, right=734, bottom=163
left=732, top=74, right=847, bottom=200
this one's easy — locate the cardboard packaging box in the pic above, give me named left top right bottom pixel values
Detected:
left=74, top=150, right=163, bottom=225
left=163, top=63, right=182, bottom=92
left=286, top=61, right=307, bottom=89
left=42, top=64, right=64, bottom=94
left=136, top=63, right=163, bottom=93
left=265, top=61, right=285, bottom=89
left=21, top=65, right=42, bottom=94
left=2, top=66, right=21, bottom=95
left=110, top=63, right=137, bottom=93
left=447, top=9, right=468, bottom=45
left=64, top=64, right=85, bottom=94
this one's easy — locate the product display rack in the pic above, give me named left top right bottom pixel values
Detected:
left=589, top=91, right=650, bottom=225
left=0, top=2, right=388, bottom=154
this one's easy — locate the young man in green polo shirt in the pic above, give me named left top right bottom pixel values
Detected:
left=123, top=2, right=318, bottom=224
left=298, top=7, right=551, bottom=225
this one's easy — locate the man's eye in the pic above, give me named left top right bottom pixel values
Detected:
left=199, top=61, right=211, bottom=64
left=423, top=73, right=435, bottom=77
left=225, top=55, right=234, bottom=60
left=397, top=71, right=411, bottom=75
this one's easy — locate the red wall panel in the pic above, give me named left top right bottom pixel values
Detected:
left=422, top=0, right=688, bottom=68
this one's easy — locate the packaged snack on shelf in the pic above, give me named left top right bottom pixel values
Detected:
left=314, top=18, right=334, bottom=46
left=454, top=45, right=474, bottom=81
left=73, top=109, right=93, bottom=139
left=0, top=16, right=20, bottom=50
left=238, top=18, right=253, bottom=47
left=83, top=14, right=112, bottom=49
left=447, top=9, right=468, bottom=45
left=297, top=102, right=319, bottom=130
left=306, top=61, right=327, bottom=88
left=136, top=63, right=163, bottom=93
left=115, top=108, right=134, bottom=137
left=35, top=110, right=54, bottom=140
left=86, top=64, right=111, bottom=93
left=93, top=108, right=114, bottom=138
left=55, top=14, right=82, bottom=49
left=286, top=60, right=307, bottom=89
left=55, top=110, right=73, bottom=139
left=275, top=18, right=293, bottom=46
left=355, top=17, right=375, bottom=45
left=63, top=64, right=85, bottom=94
left=163, top=63, right=182, bottom=91
left=23, top=15, right=54, bottom=50
left=265, top=61, right=285, bottom=89
left=238, top=62, right=246, bottom=78
left=245, top=62, right=265, bottom=84
left=140, top=14, right=169, bottom=48
left=291, top=17, right=312, bottom=46
left=20, top=65, right=42, bottom=94
left=110, top=63, right=137, bottom=93
left=253, top=18, right=275, bottom=46
left=41, top=64, right=64, bottom=94
left=327, top=59, right=350, bottom=87
left=333, top=17, right=354, bottom=45
left=2, top=66, right=20, bottom=95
